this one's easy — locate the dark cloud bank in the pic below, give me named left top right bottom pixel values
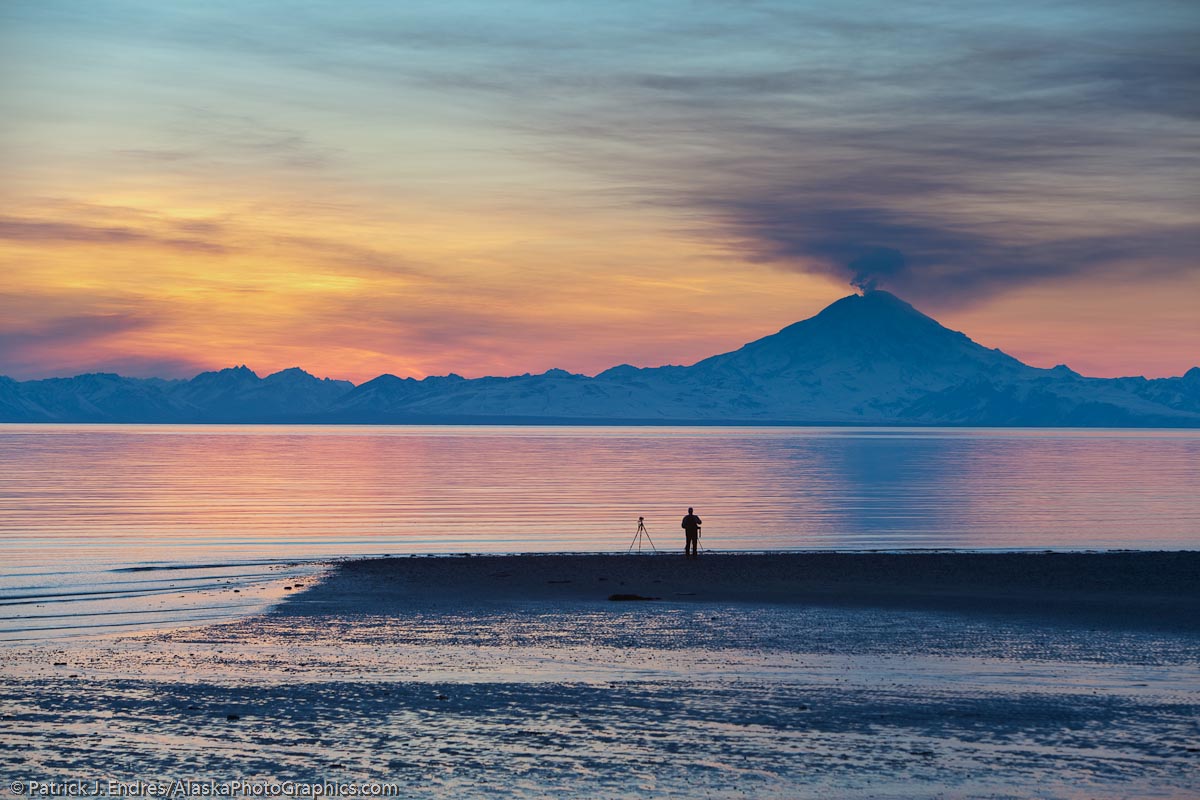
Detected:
left=352, top=0, right=1200, bottom=307
left=46, top=0, right=1196, bottom=307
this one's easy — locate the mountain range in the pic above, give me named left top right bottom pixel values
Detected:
left=2, top=291, right=1198, bottom=426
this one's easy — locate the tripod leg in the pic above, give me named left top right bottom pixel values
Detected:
left=629, top=527, right=646, bottom=553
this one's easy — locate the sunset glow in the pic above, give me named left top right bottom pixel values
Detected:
left=3, top=1, right=1197, bottom=383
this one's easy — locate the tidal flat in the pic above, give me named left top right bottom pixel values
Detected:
left=2, top=552, right=1198, bottom=799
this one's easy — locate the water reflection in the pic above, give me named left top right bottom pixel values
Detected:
left=1, top=425, right=1197, bottom=572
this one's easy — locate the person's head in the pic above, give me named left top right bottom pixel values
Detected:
left=688, top=507, right=693, bottom=514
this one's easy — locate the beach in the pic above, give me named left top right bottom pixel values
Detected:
left=283, top=551, right=1200, bottom=627
left=2, top=551, right=1198, bottom=799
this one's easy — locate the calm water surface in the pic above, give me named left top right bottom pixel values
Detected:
left=1, top=425, right=1198, bottom=639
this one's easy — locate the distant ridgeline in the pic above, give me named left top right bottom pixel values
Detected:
left=3, top=292, right=1199, bottom=426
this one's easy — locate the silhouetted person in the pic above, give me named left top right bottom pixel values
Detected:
left=681, top=507, right=702, bottom=558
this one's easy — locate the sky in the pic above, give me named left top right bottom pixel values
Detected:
left=1, top=0, right=1197, bottom=383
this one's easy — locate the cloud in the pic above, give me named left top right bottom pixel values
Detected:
left=0, top=302, right=221, bottom=379
left=162, top=107, right=342, bottom=171
left=848, top=249, right=906, bottom=294
left=7, top=0, right=1198, bottom=317
left=0, top=216, right=228, bottom=254
left=0, top=310, right=176, bottom=379
left=0, top=310, right=151, bottom=348
left=313, top=0, right=1197, bottom=307
left=703, top=198, right=1199, bottom=304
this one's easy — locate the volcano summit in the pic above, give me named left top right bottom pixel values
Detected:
left=2, top=292, right=1197, bottom=426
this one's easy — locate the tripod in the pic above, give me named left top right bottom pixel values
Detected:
left=628, top=516, right=657, bottom=553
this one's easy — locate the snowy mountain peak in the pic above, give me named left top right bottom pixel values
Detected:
left=192, top=365, right=260, bottom=384
left=267, top=367, right=315, bottom=380
left=693, top=291, right=1020, bottom=382
left=819, top=289, right=928, bottom=318
left=793, top=290, right=949, bottom=341
left=2, top=292, right=1198, bottom=425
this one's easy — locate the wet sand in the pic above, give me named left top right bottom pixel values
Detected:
left=286, top=550, right=1200, bottom=630
left=2, top=551, right=1198, bottom=799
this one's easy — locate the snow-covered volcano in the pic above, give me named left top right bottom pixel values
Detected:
left=3, top=291, right=1198, bottom=425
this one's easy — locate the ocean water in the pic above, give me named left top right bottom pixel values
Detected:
left=2, top=424, right=1198, bottom=639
